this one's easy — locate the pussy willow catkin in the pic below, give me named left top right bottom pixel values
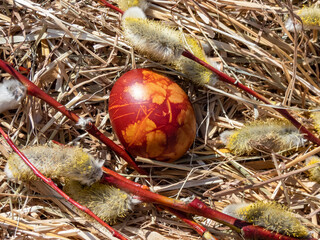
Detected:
left=0, top=79, right=26, bottom=113
left=223, top=201, right=309, bottom=238
left=220, top=119, right=305, bottom=155
left=175, top=37, right=218, bottom=85
left=122, top=8, right=184, bottom=63
left=305, top=156, right=320, bottom=184
left=310, top=109, right=320, bottom=133
left=121, top=7, right=216, bottom=85
left=63, top=180, right=135, bottom=224
left=297, top=6, right=320, bottom=28
left=5, top=145, right=103, bottom=185
left=285, top=6, right=320, bottom=31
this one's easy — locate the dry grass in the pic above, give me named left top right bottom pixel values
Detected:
left=0, top=0, right=319, bottom=239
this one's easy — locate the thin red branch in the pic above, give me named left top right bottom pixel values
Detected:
left=242, top=225, right=313, bottom=240
left=101, top=170, right=316, bottom=240
left=102, top=166, right=149, bottom=190
left=101, top=171, right=247, bottom=232
left=98, top=0, right=124, bottom=14
left=102, top=167, right=216, bottom=239
left=0, top=59, right=147, bottom=175
left=160, top=206, right=218, bottom=240
left=0, top=127, right=128, bottom=240
left=182, top=50, right=320, bottom=146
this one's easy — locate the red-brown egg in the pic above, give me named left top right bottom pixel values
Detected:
left=108, top=69, right=196, bottom=162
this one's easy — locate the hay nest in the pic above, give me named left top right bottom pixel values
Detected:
left=0, top=0, right=319, bottom=239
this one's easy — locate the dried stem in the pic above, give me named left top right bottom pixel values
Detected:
left=0, top=127, right=128, bottom=240
left=0, top=59, right=146, bottom=175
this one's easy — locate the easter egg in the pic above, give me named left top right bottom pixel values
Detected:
left=108, top=69, right=196, bottom=162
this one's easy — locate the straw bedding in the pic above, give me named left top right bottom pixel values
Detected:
left=0, top=0, right=319, bottom=239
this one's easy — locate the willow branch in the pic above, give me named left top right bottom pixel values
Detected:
left=181, top=50, right=320, bottom=145
left=101, top=167, right=315, bottom=240
left=0, top=59, right=146, bottom=175
left=0, top=127, right=128, bottom=240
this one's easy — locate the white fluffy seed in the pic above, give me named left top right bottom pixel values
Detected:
left=0, top=79, right=26, bottom=113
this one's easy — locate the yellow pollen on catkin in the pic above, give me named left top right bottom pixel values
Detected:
left=5, top=145, right=103, bottom=185
left=122, top=7, right=217, bottom=85
left=122, top=17, right=184, bottom=63
left=223, top=119, right=305, bottom=155
left=305, top=156, right=320, bottom=184
left=310, top=109, right=320, bottom=133
left=174, top=36, right=214, bottom=85
left=185, top=37, right=206, bottom=60
left=297, top=6, right=320, bottom=27
left=63, top=180, right=132, bottom=224
left=235, top=201, right=309, bottom=238
left=177, top=59, right=212, bottom=84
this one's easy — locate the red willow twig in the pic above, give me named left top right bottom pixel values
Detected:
left=0, top=59, right=146, bottom=176
left=50, top=140, right=216, bottom=238
left=159, top=206, right=217, bottom=240
left=101, top=167, right=248, bottom=231
left=98, top=0, right=124, bottom=14
left=241, top=225, right=311, bottom=240
left=0, top=127, right=128, bottom=240
left=182, top=50, right=320, bottom=146
left=101, top=168, right=315, bottom=240
left=57, top=139, right=216, bottom=239
left=101, top=167, right=216, bottom=240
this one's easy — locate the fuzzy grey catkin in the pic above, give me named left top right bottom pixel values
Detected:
left=122, top=9, right=185, bottom=63
left=5, top=145, right=103, bottom=185
left=121, top=7, right=216, bottom=85
left=63, top=180, right=134, bottom=224
left=305, top=156, right=320, bottom=184
left=221, top=119, right=305, bottom=155
left=174, top=37, right=218, bottom=85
